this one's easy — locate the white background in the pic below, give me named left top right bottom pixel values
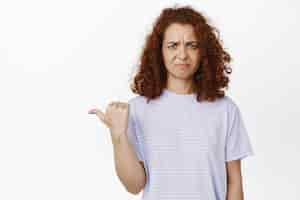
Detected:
left=0, top=0, right=299, bottom=199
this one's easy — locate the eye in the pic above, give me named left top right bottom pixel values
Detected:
left=188, top=44, right=199, bottom=50
left=167, top=44, right=177, bottom=49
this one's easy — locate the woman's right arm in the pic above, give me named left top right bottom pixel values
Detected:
left=111, top=132, right=147, bottom=194
left=89, top=101, right=146, bottom=195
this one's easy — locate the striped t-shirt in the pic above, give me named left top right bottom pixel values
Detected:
left=126, top=88, right=254, bottom=200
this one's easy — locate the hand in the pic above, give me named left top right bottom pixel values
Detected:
left=89, top=101, right=129, bottom=142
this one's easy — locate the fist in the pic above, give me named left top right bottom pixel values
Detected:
left=89, top=101, right=129, bottom=140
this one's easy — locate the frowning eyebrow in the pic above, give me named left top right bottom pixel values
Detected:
left=166, top=41, right=199, bottom=45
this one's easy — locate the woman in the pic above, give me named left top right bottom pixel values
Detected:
left=89, top=5, right=254, bottom=200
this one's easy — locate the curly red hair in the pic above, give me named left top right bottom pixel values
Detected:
left=130, top=5, right=232, bottom=103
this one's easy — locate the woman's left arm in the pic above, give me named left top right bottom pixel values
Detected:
left=226, top=160, right=244, bottom=200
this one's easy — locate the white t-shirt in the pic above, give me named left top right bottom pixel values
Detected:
left=127, top=88, right=254, bottom=200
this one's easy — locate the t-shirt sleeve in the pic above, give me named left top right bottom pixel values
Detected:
left=225, top=101, right=254, bottom=162
left=127, top=100, right=145, bottom=162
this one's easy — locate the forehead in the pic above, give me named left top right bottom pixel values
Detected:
left=163, top=23, right=197, bottom=41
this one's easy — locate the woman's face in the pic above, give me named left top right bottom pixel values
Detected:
left=162, top=23, right=201, bottom=81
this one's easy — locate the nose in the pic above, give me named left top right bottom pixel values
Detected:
left=177, top=46, right=187, bottom=60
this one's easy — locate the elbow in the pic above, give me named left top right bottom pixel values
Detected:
left=126, top=175, right=146, bottom=195
left=126, top=184, right=144, bottom=195
left=127, top=187, right=141, bottom=195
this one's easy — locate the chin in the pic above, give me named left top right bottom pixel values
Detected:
left=174, top=73, right=193, bottom=80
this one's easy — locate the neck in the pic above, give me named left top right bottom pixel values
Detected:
left=166, top=77, right=196, bottom=94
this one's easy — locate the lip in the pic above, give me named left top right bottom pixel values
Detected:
left=175, top=64, right=190, bottom=67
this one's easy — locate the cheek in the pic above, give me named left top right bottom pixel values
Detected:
left=163, top=51, right=175, bottom=63
left=190, top=53, right=201, bottom=64
left=190, top=50, right=200, bottom=59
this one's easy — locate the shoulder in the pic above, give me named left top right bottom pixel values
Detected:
left=127, top=95, right=148, bottom=115
left=128, top=95, right=147, bottom=107
left=127, top=95, right=148, bottom=123
left=216, top=95, right=241, bottom=114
